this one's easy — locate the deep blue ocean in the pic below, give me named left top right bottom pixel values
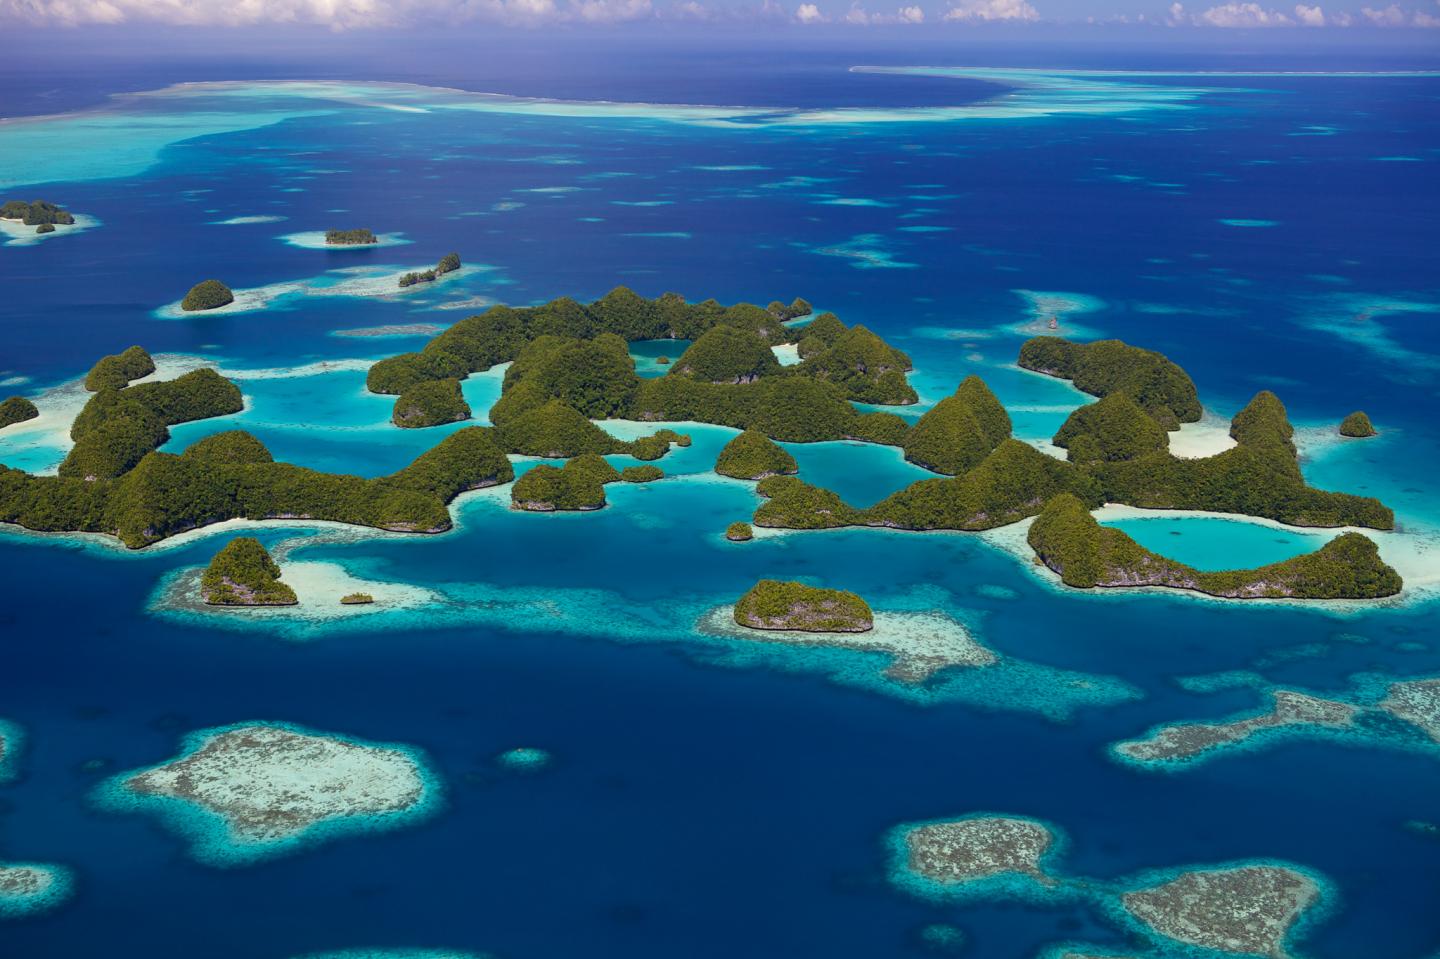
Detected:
left=1, top=40, right=1438, bottom=959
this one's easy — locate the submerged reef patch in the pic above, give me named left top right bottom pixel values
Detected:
left=888, top=811, right=1332, bottom=958
left=1110, top=673, right=1440, bottom=771
left=0, top=862, right=76, bottom=919
left=0, top=718, right=22, bottom=783
left=496, top=748, right=552, bottom=772
left=887, top=814, right=1065, bottom=902
left=1112, top=690, right=1357, bottom=767
left=1114, top=862, right=1327, bottom=958
left=93, top=721, right=442, bottom=867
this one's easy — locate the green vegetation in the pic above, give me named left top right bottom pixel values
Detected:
left=325, top=229, right=377, bottom=245
left=367, top=350, right=470, bottom=395
left=399, top=269, right=437, bottom=288
left=85, top=346, right=156, bottom=392
left=1093, top=392, right=1391, bottom=529
left=768, top=297, right=813, bottom=321
left=869, top=440, right=1101, bottom=530
left=201, top=537, right=298, bottom=606
left=733, top=579, right=873, bottom=632
left=511, top=455, right=619, bottom=512
left=799, top=324, right=916, bottom=405
left=361, top=288, right=916, bottom=450
left=1028, top=493, right=1402, bottom=599
left=62, top=368, right=244, bottom=480
left=753, top=475, right=863, bottom=530
left=181, top=280, right=235, bottom=312
left=341, top=593, right=375, bottom=604
left=796, top=311, right=846, bottom=360
left=0, top=416, right=513, bottom=549
left=656, top=355, right=670, bottom=365
left=1340, top=411, right=1377, bottom=438
left=0, top=397, right=38, bottom=430
left=621, top=465, right=663, bottom=482
left=751, top=440, right=1101, bottom=533
left=902, top=376, right=1011, bottom=475
left=726, top=521, right=753, bottom=542
left=399, top=252, right=461, bottom=288
left=494, top=334, right=639, bottom=421
left=635, top=376, right=863, bottom=443
left=392, top=378, right=470, bottom=428
left=849, top=411, right=910, bottom=446
left=495, top=399, right=625, bottom=457
left=715, top=430, right=798, bottom=480
left=182, top=430, right=273, bottom=465
left=1018, top=337, right=1201, bottom=428
left=36, top=223, right=55, bottom=235
left=1, top=199, right=74, bottom=226
left=670, top=325, right=781, bottom=384
left=1053, top=392, right=1168, bottom=464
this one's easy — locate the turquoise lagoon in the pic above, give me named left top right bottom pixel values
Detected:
left=0, top=52, right=1437, bottom=959
left=1098, top=516, right=1332, bottom=572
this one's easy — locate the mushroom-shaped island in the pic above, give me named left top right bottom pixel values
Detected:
left=715, top=429, right=798, bottom=480
left=511, top=454, right=619, bottom=512
left=84, top=345, right=156, bottom=391
left=181, top=279, right=235, bottom=312
left=201, top=537, right=298, bottom=607
left=733, top=579, right=873, bottom=633
left=0, top=396, right=38, bottom=430
left=901, top=375, right=1011, bottom=474
left=1, top=198, right=75, bottom=233
left=621, top=464, right=663, bottom=483
left=726, top=521, right=753, bottom=542
left=392, top=378, right=471, bottom=428
left=1339, top=410, right=1377, bottom=438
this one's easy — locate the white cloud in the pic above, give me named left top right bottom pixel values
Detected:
left=942, top=0, right=1037, bottom=20
left=1293, top=3, right=1323, bottom=24
left=794, top=0, right=825, bottom=20
left=840, top=1, right=926, bottom=23
left=0, top=0, right=670, bottom=25
left=1195, top=2, right=1292, bottom=26
left=1415, top=6, right=1440, bottom=26
left=1361, top=3, right=1407, bottom=24
left=570, top=0, right=652, bottom=21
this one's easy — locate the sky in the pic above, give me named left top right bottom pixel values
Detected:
left=2, top=0, right=1440, bottom=30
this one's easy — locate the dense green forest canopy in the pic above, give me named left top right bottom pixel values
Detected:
left=1019, top=336, right=1201, bottom=428
left=1028, top=493, right=1401, bottom=599
left=0, top=397, right=39, bottom=430
left=325, top=229, right=377, bottom=245
left=1, top=199, right=74, bottom=227
left=181, top=280, right=235, bottom=312
left=201, top=537, right=297, bottom=606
